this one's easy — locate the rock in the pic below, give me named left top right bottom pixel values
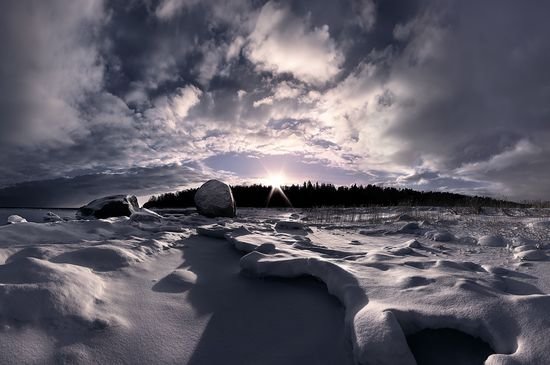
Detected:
left=7, top=215, right=27, bottom=224
left=194, top=180, right=236, bottom=218
left=43, top=211, right=63, bottom=223
left=76, top=195, right=139, bottom=219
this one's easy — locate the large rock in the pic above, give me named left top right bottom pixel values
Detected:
left=77, top=195, right=139, bottom=219
left=194, top=180, right=236, bottom=218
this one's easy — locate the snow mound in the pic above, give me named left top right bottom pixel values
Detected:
left=398, top=222, right=420, bottom=233
left=425, top=230, right=455, bottom=242
left=0, top=257, right=105, bottom=326
left=478, top=235, right=507, bottom=247
left=51, top=245, right=142, bottom=271
left=7, top=215, right=27, bottom=224
left=154, top=269, right=197, bottom=293
left=6, top=247, right=59, bottom=264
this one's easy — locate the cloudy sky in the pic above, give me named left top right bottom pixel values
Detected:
left=1, top=0, right=550, bottom=207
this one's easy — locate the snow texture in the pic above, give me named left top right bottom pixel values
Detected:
left=1, top=207, right=550, bottom=364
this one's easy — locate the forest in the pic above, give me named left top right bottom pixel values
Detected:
left=144, top=182, right=525, bottom=209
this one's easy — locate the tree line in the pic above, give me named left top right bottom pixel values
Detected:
left=144, top=181, right=526, bottom=209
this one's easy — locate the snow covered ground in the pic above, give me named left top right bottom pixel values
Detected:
left=1, top=207, right=550, bottom=364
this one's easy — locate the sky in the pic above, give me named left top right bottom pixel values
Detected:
left=1, top=0, right=550, bottom=207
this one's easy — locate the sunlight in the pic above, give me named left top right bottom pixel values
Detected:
left=263, top=171, right=292, bottom=207
left=265, top=173, right=286, bottom=188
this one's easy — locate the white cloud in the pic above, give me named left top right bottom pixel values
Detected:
left=245, top=1, right=343, bottom=85
left=155, top=0, right=200, bottom=20
left=457, top=140, right=541, bottom=175
left=172, top=85, right=202, bottom=119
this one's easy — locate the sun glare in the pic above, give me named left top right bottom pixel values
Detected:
left=266, top=173, right=285, bottom=187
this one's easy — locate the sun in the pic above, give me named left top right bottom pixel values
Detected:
left=265, top=173, right=286, bottom=188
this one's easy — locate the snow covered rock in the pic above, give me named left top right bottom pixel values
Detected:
left=478, top=234, right=507, bottom=247
left=7, top=215, right=27, bottom=224
left=77, top=195, right=139, bottom=219
left=194, top=180, right=236, bottom=218
left=43, top=211, right=63, bottom=222
left=129, top=208, right=162, bottom=223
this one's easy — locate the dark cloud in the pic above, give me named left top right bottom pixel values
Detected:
left=0, top=163, right=226, bottom=207
left=1, top=0, right=550, bottom=204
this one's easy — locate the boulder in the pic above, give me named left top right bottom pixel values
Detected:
left=77, top=195, right=139, bottom=219
left=194, top=180, right=236, bottom=218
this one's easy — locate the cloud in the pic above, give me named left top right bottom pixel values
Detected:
left=155, top=0, right=200, bottom=20
left=245, top=1, right=344, bottom=85
left=0, top=0, right=105, bottom=148
left=2, top=0, right=550, bottom=204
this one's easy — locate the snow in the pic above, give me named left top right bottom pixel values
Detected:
left=478, top=234, right=507, bottom=247
left=1, top=207, right=550, bottom=364
left=7, top=215, right=27, bottom=224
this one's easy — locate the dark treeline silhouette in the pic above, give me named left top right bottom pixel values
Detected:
left=144, top=181, right=526, bottom=209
